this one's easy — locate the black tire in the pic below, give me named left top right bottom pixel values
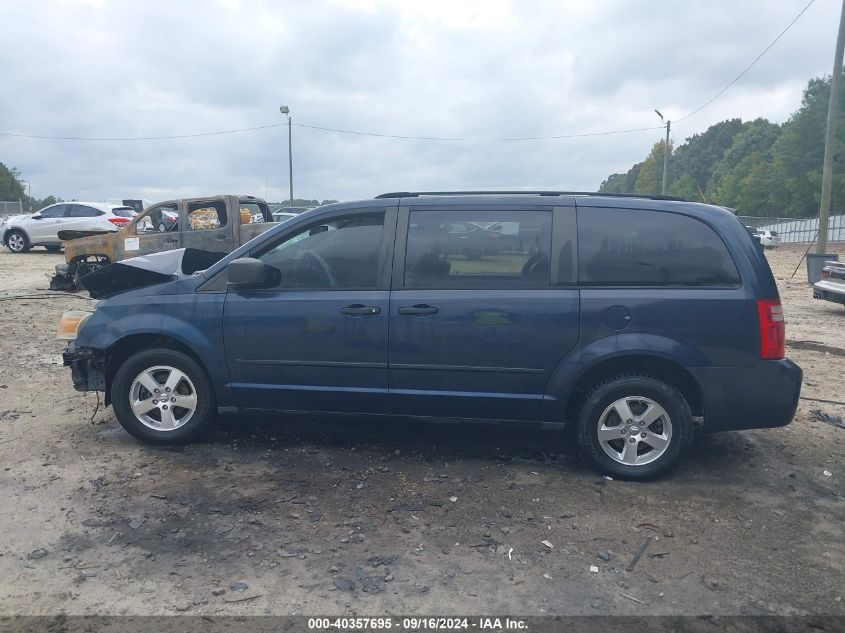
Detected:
left=45, top=245, right=62, bottom=252
left=6, top=229, right=30, bottom=253
left=111, top=348, right=216, bottom=445
left=575, top=375, right=693, bottom=479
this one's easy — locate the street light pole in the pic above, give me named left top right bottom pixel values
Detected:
left=655, top=110, right=670, bottom=195
left=280, top=106, right=293, bottom=206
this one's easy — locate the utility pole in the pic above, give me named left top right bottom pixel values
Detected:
left=280, top=106, right=293, bottom=206
left=655, top=110, right=671, bottom=194
left=817, top=0, right=845, bottom=255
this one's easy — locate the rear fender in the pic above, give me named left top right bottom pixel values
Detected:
left=63, top=233, right=119, bottom=265
left=542, top=333, right=709, bottom=421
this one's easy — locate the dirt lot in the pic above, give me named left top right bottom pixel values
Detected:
left=0, top=244, right=843, bottom=617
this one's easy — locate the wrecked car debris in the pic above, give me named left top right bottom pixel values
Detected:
left=76, top=248, right=226, bottom=299
left=51, top=194, right=278, bottom=290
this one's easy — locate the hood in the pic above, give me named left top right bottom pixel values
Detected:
left=79, top=248, right=227, bottom=299
left=3, top=214, right=30, bottom=223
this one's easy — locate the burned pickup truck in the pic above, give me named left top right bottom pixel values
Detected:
left=52, top=195, right=278, bottom=289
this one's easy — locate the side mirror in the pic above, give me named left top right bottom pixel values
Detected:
left=31, top=213, right=42, bottom=220
left=227, top=257, right=267, bottom=289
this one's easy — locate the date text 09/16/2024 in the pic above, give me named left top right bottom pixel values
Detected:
left=307, top=617, right=528, bottom=630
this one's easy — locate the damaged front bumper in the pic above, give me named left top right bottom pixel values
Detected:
left=50, top=264, right=78, bottom=292
left=63, top=343, right=106, bottom=393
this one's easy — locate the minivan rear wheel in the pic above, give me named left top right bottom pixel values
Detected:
left=111, top=348, right=215, bottom=445
left=576, top=375, right=693, bottom=479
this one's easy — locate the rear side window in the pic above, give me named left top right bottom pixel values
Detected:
left=187, top=201, right=227, bottom=231
left=405, top=210, right=552, bottom=288
left=68, top=205, right=103, bottom=218
left=239, top=203, right=267, bottom=224
left=578, top=208, right=740, bottom=287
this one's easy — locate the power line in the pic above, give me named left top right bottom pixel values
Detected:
left=675, top=0, right=816, bottom=123
left=0, top=122, right=664, bottom=143
left=292, top=122, right=665, bottom=141
left=0, top=122, right=287, bottom=141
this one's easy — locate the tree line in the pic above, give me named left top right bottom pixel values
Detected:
left=0, top=162, right=61, bottom=212
left=599, top=74, right=845, bottom=218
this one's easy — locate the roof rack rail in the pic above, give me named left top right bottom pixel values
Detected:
left=375, top=191, right=687, bottom=202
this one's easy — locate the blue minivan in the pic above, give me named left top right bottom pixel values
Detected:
left=60, top=192, right=802, bottom=478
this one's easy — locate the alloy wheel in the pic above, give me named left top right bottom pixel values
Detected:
left=597, top=396, right=673, bottom=466
left=7, top=233, right=25, bottom=252
left=128, top=365, right=198, bottom=431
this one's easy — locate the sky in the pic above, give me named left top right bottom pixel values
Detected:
left=0, top=0, right=839, bottom=204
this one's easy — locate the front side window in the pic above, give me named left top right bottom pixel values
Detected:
left=39, top=204, right=65, bottom=218
left=256, top=213, right=384, bottom=289
left=135, top=203, right=178, bottom=234
left=578, top=208, right=741, bottom=287
left=68, top=204, right=102, bottom=218
left=404, top=210, right=552, bottom=288
left=187, top=201, right=227, bottom=231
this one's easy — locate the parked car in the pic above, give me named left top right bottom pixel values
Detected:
left=156, top=209, right=179, bottom=232
left=58, top=191, right=802, bottom=478
left=745, top=226, right=762, bottom=245
left=1, top=202, right=136, bottom=253
left=271, top=211, right=299, bottom=223
left=51, top=195, right=275, bottom=287
left=754, top=229, right=781, bottom=248
left=270, top=205, right=312, bottom=215
left=813, top=260, right=845, bottom=307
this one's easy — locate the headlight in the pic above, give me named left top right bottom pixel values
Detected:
left=56, top=311, right=93, bottom=341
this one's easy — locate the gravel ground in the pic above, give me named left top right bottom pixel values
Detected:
left=0, top=244, right=843, bottom=617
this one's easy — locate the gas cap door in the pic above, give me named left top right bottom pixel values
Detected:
left=606, top=305, right=631, bottom=332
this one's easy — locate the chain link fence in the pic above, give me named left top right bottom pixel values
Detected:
left=737, top=213, right=845, bottom=244
left=0, top=200, right=23, bottom=219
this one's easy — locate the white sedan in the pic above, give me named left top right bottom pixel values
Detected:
left=1, top=202, right=136, bottom=253
left=754, top=229, right=781, bottom=248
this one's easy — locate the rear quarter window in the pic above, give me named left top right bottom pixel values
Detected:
left=578, top=208, right=741, bottom=287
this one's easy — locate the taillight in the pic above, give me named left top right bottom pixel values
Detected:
left=757, top=299, right=785, bottom=360
left=108, top=217, right=131, bottom=226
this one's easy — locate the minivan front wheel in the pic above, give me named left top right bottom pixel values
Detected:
left=576, top=375, right=693, bottom=479
left=111, top=348, right=215, bottom=445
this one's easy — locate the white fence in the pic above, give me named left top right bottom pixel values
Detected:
left=0, top=200, right=23, bottom=218
left=738, top=214, right=845, bottom=244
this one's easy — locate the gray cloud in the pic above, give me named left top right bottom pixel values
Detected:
left=0, top=0, right=838, bottom=203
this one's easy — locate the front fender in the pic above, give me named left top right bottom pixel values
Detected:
left=77, top=295, right=231, bottom=407
left=543, top=333, right=709, bottom=421
left=2, top=225, right=29, bottom=245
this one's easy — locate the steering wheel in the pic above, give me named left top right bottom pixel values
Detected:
left=302, top=250, right=337, bottom=287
